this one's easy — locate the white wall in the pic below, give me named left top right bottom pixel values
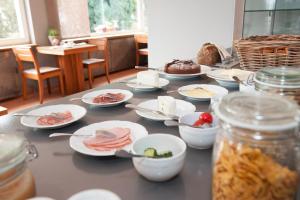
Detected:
left=147, top=0, right=236, bottom=67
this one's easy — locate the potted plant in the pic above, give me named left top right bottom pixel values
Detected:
left=48, top=28, right=60, bottom=46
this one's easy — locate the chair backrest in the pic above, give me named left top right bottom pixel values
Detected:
left=134, top=34, right=148, bottom=44
left=88, top=38, right=108, bottom=51
left=12, top=46, right=41, bottom=75
left=87, top=38, right=110, bottom=66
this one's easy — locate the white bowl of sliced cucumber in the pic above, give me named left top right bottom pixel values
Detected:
left=131, top=133, right=186, bottom=182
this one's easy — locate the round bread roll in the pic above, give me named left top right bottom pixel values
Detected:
left=197, top=43, right=221, bottom=66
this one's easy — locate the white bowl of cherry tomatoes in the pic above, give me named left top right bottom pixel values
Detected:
left=178, top=112, right=218, bottom=149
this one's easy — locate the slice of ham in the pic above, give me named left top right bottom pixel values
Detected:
left=93, top=93, right=125, bottom=104
left=83, top=127, right=132, bottom=151
left=91, top=139, right=132, bottom=151
left=37, top=111, right=73, bottom=125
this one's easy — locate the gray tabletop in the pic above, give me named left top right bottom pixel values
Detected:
left=0, top=76, right=228, bottom=200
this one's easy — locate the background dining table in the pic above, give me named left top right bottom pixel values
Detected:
left=37, top=44, right=97, bottom=95
left=1, top=75, right=299, bottom=200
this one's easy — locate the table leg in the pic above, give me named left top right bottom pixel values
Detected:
left=58, top=55, right=78, bottom=94
left=58, top=55, right=85, bottom=95
left=74, top=54, right=85, bottom=92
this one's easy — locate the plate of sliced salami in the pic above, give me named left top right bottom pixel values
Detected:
left=69, top=121, right=148, bottom=156
left=20, top=104, right=87, bottom=129
left=81, top=89, right=133, bottom=107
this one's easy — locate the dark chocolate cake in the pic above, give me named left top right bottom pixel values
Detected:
left=164, top=59, right=201, bottom=74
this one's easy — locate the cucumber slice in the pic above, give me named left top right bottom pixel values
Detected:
left=144, top=148, right=157, bottom=158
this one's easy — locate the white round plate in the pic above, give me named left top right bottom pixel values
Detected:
left=159, top=65, right=211, bottom=79
left=68, top=189, right=121, bottom=200
left=126, top=78, right=169, bottom=91
left=21, top=104, right=86, bottom=129
left=28, top=198, right=55, bottom=200
left=81, top=89, right=133, bottom=107
left=215, top=80, right=239, bottom=88
left=206, top=69, right=254, bottom=88
left=135, top=99, right=196, bottom=121
left=69, top=121, right=148, bottom=156
left=178, top=84, right=228, bottom=101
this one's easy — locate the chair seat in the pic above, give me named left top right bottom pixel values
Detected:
left=138, top=48, right=148, bottom=52
left=82, top=58, right=105, bottom=65
left=0, top=106, right=8, bottom=116
left=138, top=48, right=148, bottom=55
left=24, top=66, right=60, bottom=75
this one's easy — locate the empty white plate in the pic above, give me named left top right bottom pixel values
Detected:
left=69, top=121, right=148, bottom=156
left=81, top=89, right=133, bottom=107
left=135, top=99, right=196, bottom=121
left=178, top=84, right=228, bottom=101
left=206, top=69, right=254, bottom=88
left=21, top=104, right=86, bottom=129
left=159, top=65, right=211, bottom=79
left=126, top=78, right=169, bottom=91
left=68, top=189, right=121, bottom=200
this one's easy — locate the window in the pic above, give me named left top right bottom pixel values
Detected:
left=0, top=0, right=30, bottom=46
left=88, top=0, right=147, bottom=33
left=243, top=0, right=300, bottom=37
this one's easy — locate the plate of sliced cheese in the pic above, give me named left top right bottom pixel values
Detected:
left=178, top=84, right=228, bottom=101
left=135, top=96, right=196, bottom=121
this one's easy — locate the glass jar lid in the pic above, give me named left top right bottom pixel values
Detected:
left=254, top=66, right=300, bottom=89
left=0, top=134, right=27, bottom=174
left=214, top=92, right=299, bottom=131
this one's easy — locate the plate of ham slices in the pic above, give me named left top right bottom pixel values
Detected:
left=21, top=104, right=87, bottom=129
left=69, top=121, right=148, bottom=156
left=81, top=89, right=133, bottom=107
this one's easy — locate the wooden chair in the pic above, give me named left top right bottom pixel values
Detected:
left=13, top=46, right=64, bottom=104
left=134, top=34, right=148, bottom=66
left=83, top=38, right=110, bottom=88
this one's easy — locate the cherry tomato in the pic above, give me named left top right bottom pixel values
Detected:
left=200, top=112, right=213, bottom=124
left=193, top=119, right=204, bottom=127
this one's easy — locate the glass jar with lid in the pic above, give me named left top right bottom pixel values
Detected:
left=0, top=133, right=38, bottom=200
left=212, top=92, right=300, bottom=200
left=254, top=66, right=300, bottom=104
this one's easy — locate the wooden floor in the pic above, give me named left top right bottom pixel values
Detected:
left=0, top=69, right=138, bottom=114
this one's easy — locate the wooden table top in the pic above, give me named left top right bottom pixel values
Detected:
left=37, top=44, right=97, bottom=56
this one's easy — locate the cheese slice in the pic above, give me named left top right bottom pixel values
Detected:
left=157, top=96, right=176, bottom=115
left=137, top=70, right=159, bottom=87
left=185, top=88, right=214, bottom=98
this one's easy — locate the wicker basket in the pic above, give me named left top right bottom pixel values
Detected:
left=234, top=35, right=300, bottom=71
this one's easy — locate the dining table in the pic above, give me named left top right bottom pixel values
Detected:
left=1, top=74, right=299, bottom=200
left=37, top=44, right=98, bottom=95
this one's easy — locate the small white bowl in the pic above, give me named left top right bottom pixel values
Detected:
left=68, top=189, right=121, bottom=200
left=179, top=112, right=218, bottom=149
left=132, top=134, right=186, bottom=182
